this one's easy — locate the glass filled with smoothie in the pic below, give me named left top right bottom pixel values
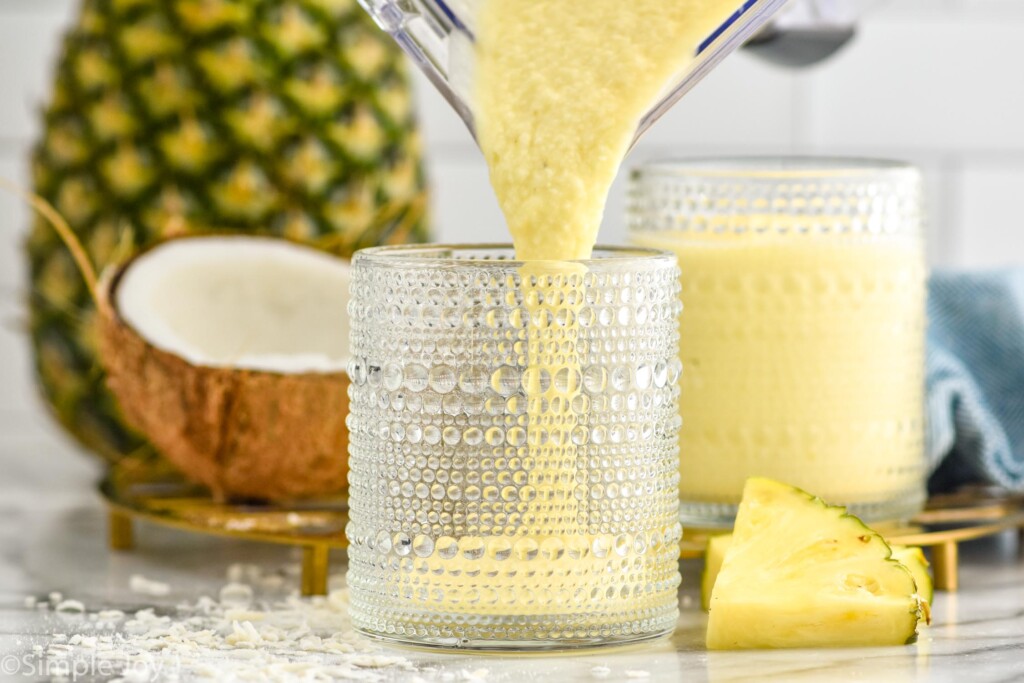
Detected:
left=346, top=245, right=683, bottom=649
left=629, top=158, right=927, bottom=526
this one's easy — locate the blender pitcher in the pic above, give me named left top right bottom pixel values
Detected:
left=357, top=0, right=791, bottom=145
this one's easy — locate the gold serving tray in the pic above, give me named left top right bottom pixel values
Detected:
left=102, top=458, right=1024, bottom=596
left=101, top=458, right=346, bottom=596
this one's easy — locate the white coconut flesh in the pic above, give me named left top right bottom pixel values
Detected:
left=115, top=237, right=350, bottom=374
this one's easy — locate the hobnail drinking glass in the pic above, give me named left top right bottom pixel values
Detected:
left=629, top=157, right=928, bottom=527
left=345, top=244, right=683, bottom=650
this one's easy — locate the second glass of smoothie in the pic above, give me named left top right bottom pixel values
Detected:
left=630, top=158, right=928, bottom=526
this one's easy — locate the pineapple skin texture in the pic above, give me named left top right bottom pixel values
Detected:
left=706, top=478, right=921, bottom=650
left=26, top=0, right=429, bottom=460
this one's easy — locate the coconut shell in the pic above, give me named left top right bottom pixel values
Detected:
left=97, top=269, right=349, bottom=501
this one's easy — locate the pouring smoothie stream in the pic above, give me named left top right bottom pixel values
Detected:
left=476, top=0, right=736, bottom=261
left=404, top=0, right=739, bottom=617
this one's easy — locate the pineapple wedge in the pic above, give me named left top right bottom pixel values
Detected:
left=706, top=478, right=924, bottom=650
left=702, top=535, right=934, bottom=614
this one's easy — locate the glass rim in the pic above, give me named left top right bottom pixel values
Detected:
left=353, top=243, right=678, bottom=268
left=632, top=156, right=921, bottom=182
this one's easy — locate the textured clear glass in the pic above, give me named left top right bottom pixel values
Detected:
left=346, top=245, right=683, bottom=650
left=629, top=158, right=928, bottom=527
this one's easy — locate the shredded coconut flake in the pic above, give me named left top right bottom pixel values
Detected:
left=219, top=582, right=255, bottom=609
left=33, top=573, right=414, bottom=682
left=129, top=574, right=171, bottom=596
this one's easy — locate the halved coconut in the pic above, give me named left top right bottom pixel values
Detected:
left=98, top=235, right=351, bottom=501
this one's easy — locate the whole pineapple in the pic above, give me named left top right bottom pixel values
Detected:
left=27, top=0, right=428, bottom=461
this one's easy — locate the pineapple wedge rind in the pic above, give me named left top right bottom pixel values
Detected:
left=892, top=545, right=934, bottom=604
left=706, top=478, right=923, bottom=650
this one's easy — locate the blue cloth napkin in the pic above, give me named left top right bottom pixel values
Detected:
left=927, top=271, right=1024, bottom=492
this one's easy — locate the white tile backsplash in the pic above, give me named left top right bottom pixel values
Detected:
left=955, top=0, right=1024, bottom=17
left=874, top=0, right=958, bottom=18
left=633, top=53, right=800, bottom=152
left=0, top=7, right=73, bottom=144
left=411, top=70, right=477, bottom=151
left=955, top=162, right=1024, bottom=268
left=0, top=153, right=29, bottom=290
left=425, top=153, right=505, bottom=244
left=803, top=16, right=1024, bottom=153
left=0, top=153, right=33, bottom=418
left=0, top=314, right=35, bottom=418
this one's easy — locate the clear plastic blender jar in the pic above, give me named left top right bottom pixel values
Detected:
left=357, top=0, right=791, bottom=145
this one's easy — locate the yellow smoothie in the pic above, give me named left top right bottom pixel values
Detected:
left=633, top=228, right=927, bottom=510
left=475, top=0, right=736, bottom=261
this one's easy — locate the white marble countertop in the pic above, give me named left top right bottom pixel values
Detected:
left=2, top=434, right=1024, bottom=682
